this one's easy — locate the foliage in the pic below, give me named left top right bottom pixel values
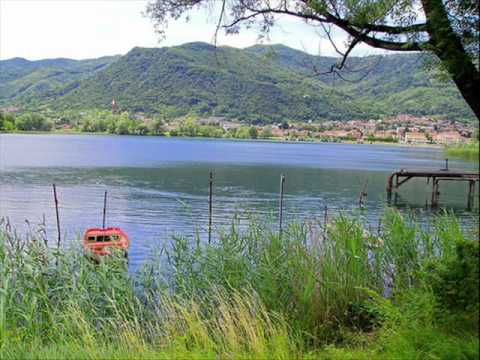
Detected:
left=248, top=126, right=258, bottom=139
left=14, top=113, right=52, bottom=131
left=175, top=117, right=226, bottom=138
left=148, top=116, right=166, bottom=135
left=365, top=134, right=398, bottom=143
left=0, top=112, right=16, bottom=131
left=445, top=141, right=479, bottom=160
left=260, top=125, right=273, bottom=138
left=427, top=237, right=479, bottom=313
left=0, top=109, right=170, bottom=136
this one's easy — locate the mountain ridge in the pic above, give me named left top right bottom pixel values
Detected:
left=0, top=42, right=474, bottom=122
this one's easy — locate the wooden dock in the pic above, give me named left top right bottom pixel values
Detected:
left=387, top=165, right=479, bottom=208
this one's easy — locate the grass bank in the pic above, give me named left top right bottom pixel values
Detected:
left=446, top=141, right=479, bottom=161
left=1, top=209, right=478, bottom=359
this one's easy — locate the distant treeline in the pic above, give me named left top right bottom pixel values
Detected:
left=0, top=111, right=53, bottom=132
left=0, top=110, right=265, bottom=139
left=0, top=110, right=163, bottom=135
left=0, top=110, right=402, bottom=143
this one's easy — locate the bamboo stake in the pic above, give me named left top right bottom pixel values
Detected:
left=279, top=174, right=285, bottom=235
left=467, top=180, right=475, bottom=210
left=358, top=180, right=368, bottom=208
left=323, top=205, right=328, bottom=238
left=102, top=190, right=107, bottom=229
left=431, top=178, right=440, bottom=207
left=208, top=171, right=213, bottom=244
left=52, top=184, right=61, bottom=249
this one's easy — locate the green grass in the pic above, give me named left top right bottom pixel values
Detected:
left=0, top=209, right=478, bottom=359
left=445, top=141, right=479, bottom=161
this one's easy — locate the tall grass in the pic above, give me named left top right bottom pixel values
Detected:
left=1, top=209, right=478, bottom=359
left=445, top=141, right=479, bottom=161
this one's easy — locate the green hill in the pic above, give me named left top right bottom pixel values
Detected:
left=0, top=56, right=120, bottom=107
left=0, top=43, right=475, bottom=122
left=246, top=45, right=474, bottom=121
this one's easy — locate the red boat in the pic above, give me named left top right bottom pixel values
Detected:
left=83, top=227, right=130, bottom=257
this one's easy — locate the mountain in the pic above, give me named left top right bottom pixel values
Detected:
left=246, top=45, right=473, bottom=121
left=0, top=56, right=120, bottom=106
left=0, top=43, right=474, bottom=122
left=45, top=43, right=374, bottom=122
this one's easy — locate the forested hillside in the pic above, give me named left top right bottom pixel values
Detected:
left=0, top=42, right=474, bottom=122
left=0, top=56, right=119, bottom=108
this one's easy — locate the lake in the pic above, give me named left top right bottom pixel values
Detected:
left=1, top=134, right=478, bottom=269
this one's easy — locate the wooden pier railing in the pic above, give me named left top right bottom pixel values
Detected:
left=387, top=167, right=479, bottom=208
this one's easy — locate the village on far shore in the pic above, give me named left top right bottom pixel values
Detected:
left=162, top=113, right=477, bottom=145
left=1, top=102, right=477, bottom=145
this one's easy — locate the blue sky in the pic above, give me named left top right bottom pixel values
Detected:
left=0, top=0, right=385, bottom=60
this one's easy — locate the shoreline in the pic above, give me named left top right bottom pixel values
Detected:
left=0, top=130, right=445, bottom=149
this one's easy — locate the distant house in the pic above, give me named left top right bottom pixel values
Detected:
left=163, top=122, right=176, bottom=132
left=288, top=129, right=309, bottom=138
left=404, top=131, right=429, bottom=144
left=351, top=128, right=363, bottom=140
left=373, top=130, right=396, bottom=139
left=395, top=114, right=417, bottom=123
left=222, top=121, right=240, bottom=131
left=433, top=131, right=464, bottom=144
left=319, top=130, right=350, bottom=139
left=459, top=129, right=473, bottom=138
left=0, top=106, right=20, bottom=113
left=198, top=116, right=226, bottom=126
left=271, top=127, right=285, bottom=137
left=396, top=127, right=406, bottom=141
left=363, top=122, right=376, bottom=133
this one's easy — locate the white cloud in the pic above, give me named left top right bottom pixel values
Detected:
left=0, top=0, right=386, bottom=60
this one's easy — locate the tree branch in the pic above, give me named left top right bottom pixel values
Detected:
left=222, top=4, right=429, bottom=52
left=213, top=0, right=227, bottom=44
left=358, top=22, right=428, bottom=34
left=320, top=12, right=428, bottom=51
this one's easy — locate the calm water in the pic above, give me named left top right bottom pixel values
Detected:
left=1, top=134, right=478, bottom=269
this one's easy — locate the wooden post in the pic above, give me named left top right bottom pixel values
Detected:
left=102, top=190, right=107, bottom=229
left=359, top=180, right=368, bottom=208
left=436, top=180, right=441, bottom=207
left=52, top=184, right=61, bottom=249
left=279, top=174, right=285, bottom=235
left=208, top=171, right=213, bottom=244
left=41, top=213, right=48, bottom=247
left=386, top=173, right=395, bottom=202
left=467, top=180, right=475, bottom=210
left=431, top=178, right=440, bottom=207
left=431, top=177, right=435, bottom=207
left=323, top=205, right=328, bottom=238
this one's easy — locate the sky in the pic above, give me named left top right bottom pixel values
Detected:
left=0, top=0, right=385, bottom=60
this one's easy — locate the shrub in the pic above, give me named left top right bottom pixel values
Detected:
left=428, top=239, right=479, bottom=312
left=15, top=113, right=52, bottom=131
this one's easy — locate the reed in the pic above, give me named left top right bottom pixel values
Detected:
left=445, top=141, right=479, bottom=160
left=0, top=209, right=478, bottom=359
